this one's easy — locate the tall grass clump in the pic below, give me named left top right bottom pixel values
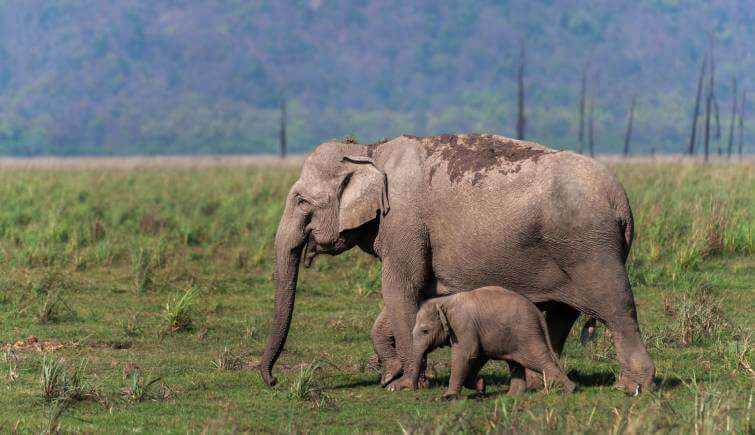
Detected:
left=164, top=286, right=200, bottom=333
left=25, top=271, right=77, bottom=323
left=289, top=361, right=331, bottom=407
left=661, top=287, right=730, bottom=346
left=211, top=346, right=244, bottom=371
left=40, top=358, right=108, bottom=408
left=132, top=247, right=156, bottom=292
left=121, top=370, right=173, bottom=402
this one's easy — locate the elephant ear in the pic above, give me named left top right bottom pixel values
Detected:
left=338, top=156, right=390, bottom=233
left=436, top=304, right=457, bottom=344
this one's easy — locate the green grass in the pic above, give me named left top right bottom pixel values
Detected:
left=0, top=162, right=752, bottom=433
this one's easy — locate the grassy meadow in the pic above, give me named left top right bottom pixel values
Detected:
left=0, top=161, right=753, bottom=433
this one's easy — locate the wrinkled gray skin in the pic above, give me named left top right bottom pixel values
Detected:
left=259, top=134, right=655, bottom=394
left=374, top=307, right=599, bottom=388
left=411, top=287, right=576, bottom=400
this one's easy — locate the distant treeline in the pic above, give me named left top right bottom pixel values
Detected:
left=0, top=0, right=752, bottom=155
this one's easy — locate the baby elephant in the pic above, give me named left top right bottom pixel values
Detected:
left=410, top=286, right=576, bottom=400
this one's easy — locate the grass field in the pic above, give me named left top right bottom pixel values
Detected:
left=0, top=161, right=753, bottom=433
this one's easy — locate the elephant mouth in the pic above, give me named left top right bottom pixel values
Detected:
left=303, top=233, right=349, bottom=268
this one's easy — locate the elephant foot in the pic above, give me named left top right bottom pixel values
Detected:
left=524, top=369, right=544, bottom=391
left=464, top=376, right=485, bottom=395
left=474, top=376, right=486, bottom=395
left=386, top=375, right=413, bottom=391
left=442, top=392, right=462, bottom=401
left=614, top=374, right=654, bottom=396
left=380, top=360, right=403, bottom=387
left=561, top=378, right=577, bottom=394
left=508, top=379, right=526, bottom=396
left=614, top=355, right=656, bottom=395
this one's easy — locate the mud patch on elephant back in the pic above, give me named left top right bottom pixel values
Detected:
left=365, top=138, right=389, bottom=158
left=426, top=134, right=551, bottom=185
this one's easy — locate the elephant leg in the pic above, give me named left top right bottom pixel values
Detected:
left=519, top=350, right=576, bottom=394
left=507, top=361, right=526, bottom=395
left=540, top=363, right=576, bottom=393
left=525, top=303, right=579, bottom=391
left=568, top=261, right=655, bottom=394
left=463, top=356, right=488, bottom=395
left=381, top=255, right=429, bottom=392
left=371, top=308, right=403, bottom=387
left=443, top=347, right=474, bottom=400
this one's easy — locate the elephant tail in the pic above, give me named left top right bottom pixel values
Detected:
left=611, top=186, right=634, bottom=263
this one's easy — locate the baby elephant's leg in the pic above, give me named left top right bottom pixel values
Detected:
left=507, top=361, right=527, bottom=395
left=371, top=308, right=402, bottom=387
left=444, top=348, right=476, bottom=400
left=463, top=357, right=488, bottom=395
left=540, top=362, right=576, bottom=393
left=520, top=350, right=576, bottom=394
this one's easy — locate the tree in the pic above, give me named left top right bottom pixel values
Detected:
left=727, top=77, right=737, bottom=157
left=703, top=45, right=715, bottom=163
left=739, top=89, right=747, bottom=157
left=588, top=79, right=597, bottom=157
left=688, top=55, right=707, bottom=155
left=623, top=96, right=636, bottom=157
left=279, top=97, right=287, bottom=158
left=516, top=41, right=526, bottom=140
left=713, top=92, right=721, bottom=155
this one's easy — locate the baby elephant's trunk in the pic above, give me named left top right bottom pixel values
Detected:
left=410, top=347, right=425, bottom=389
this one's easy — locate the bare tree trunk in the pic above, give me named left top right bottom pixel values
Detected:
left=516, top=41, right=526, bottom=140
left=703, top=47, right=715, bottom=163
left=728, top=77, right=738, bottom=157
left=623, top=96, right=636, bottom=157
left=688, top=55, right=707, bottom=155
left=279, top=97, right=287, bottom=158
left=578, top=63, right=588, bottom=154
left=588, top=86, right=596, bottom=157
left=713, top=93, right=721, bottom=155
left=739, top=89, right=747, bottom=157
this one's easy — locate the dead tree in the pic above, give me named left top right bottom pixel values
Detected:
left=588, top=79, right=597, bottom=157
left=703, top=47, right=715, bottom=163
left=727, top=77, right=738, bottom=157
left=688, top=55, right=707, bottom=155
left=279, top=97, right=287, bottom=158
left=623, top=96, right=636, bottom=157
left=739, top=89, right=747, bottom=157
left=516, top=41, right=526, bottom=140
left=578, top=63, right=588, bottom=153
left=713, top=93, right=722, bottom=155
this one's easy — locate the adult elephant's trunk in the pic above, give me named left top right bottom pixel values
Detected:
left=260, top=210, right=307, bottom=387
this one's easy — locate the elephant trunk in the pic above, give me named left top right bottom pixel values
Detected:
left=260, top=211, right=307, bottom=387
left=410, top=345, right=426, bottom=389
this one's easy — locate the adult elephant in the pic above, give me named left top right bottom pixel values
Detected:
left=259, top=134, right=655, bottom=393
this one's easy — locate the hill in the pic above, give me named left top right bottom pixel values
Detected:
left=0, top=0, right=752, bottom=155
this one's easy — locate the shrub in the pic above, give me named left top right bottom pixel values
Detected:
left=289, top=361, right=331, bottom=407
left=164, top=286, right=200, bottom=333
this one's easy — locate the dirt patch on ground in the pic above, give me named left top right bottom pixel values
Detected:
left=1, top=336, right=65, bottom=352
left=1, top=336, right=132, bottom=352
left=420, top=134, right=552, bottom=185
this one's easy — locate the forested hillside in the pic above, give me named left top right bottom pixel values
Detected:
left=0, top=0, right=752, bottom=155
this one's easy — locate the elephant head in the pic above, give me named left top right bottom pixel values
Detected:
left=410, top=300, right=455, bottom=389
left=260, top=141, right=389, bottom=387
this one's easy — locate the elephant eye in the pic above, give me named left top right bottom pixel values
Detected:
left=295, top=195, right=313, bottom=210
left=422, top=329, right=429, bottom=335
